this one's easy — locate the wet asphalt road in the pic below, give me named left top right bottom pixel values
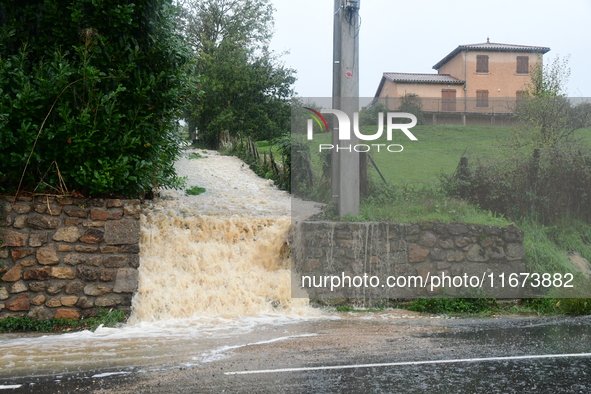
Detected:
left=3, top=314, right=591, bottom=393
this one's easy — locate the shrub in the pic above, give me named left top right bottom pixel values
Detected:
left=0, top=308, right=126, bottom=332
left=0, top=0, right=194, bottom=197
left=408, top=297, right=496, bottom=314
left=398, top=93, right=425, bottom=125
left=557, top=299, right=591, bottom=315
left=358, top=103, right=386, bottom=126
left=442, top=143, right=591, bottom=224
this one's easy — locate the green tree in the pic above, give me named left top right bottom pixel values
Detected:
left=181, top=0, right=295, bottom=148
left=180, top=0, right=274, bottom=54
left=511, top=55, right=588, bottom=149
left=0, top=0, right=194, bottom=197
left=527, top=55, right=570, bottom=97
left=193, top=41, right=294, bottom=147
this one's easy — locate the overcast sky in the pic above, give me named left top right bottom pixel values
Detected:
left=269, top=0, right=591, bottom=98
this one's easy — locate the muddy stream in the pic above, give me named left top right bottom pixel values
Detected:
left=0, top=149, right=439, bottom=383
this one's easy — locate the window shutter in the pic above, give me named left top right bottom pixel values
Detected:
left=476, top=55, right=489, bottom=73
left=476, top=90, right=489, bottom=107
left=516, top=56, right=529, bottom=74
left=441, top=89, right=457, bottom=111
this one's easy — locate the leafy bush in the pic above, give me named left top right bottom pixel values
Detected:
left=398, top=93, right=425, bottom=125
left=408, top=297, right=496, bottom=314
left=442, top=143, right=591, bottom=224
left=0, top=308, right=126, bottom=332
left=358, top=103, right=386, bottom=126
left=0, top=0, right=194, bottom=197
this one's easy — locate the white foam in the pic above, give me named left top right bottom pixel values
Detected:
left=0, top=149, right=327, bottom=379
left=129, top=149, right=321, bottom=324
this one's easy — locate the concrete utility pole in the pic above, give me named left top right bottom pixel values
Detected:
left=332, top=0, right=360, bottom=216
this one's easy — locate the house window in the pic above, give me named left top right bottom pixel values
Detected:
left=476, top=90, right=489, bottom=107
left=476, top=55, right=489, bottom=73
left=516, top=56, right=529, bottom=74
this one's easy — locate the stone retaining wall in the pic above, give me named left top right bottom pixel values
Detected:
left=0, top=196, right=140, bottom=320
left=292, top=221, right=527, bottom=299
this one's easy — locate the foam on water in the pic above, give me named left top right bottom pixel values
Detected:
left=0, top=148, right=325, bottom=379
left=128, top=149, right=321, bottom=323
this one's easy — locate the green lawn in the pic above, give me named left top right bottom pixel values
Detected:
left=307, top=125, right=591, bottom=185
left=254, top=140, right=272, bottom=153
left=302, top=125, right=591, bottom=287
left=373, top=125, right=513, bottom=185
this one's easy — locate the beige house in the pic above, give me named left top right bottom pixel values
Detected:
left=374, top=39, right=550, bottom=117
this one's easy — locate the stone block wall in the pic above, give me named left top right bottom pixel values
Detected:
left=0, top=196, right=140, bottom=320
left=292, top=221, right=527, bottom=299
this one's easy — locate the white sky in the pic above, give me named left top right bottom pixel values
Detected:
left=269, top=0, right=591, bottom=98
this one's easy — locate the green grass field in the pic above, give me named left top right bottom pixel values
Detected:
left=368, top=125, right=511, bottom=185
left=302, top=125, right=591, bottom=291
left=239, top=125, right=591, bottom=288
left=307, top=125, right=591, bottom=185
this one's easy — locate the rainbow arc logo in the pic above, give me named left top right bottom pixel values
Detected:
left=304, top=107, right=328, bottom=132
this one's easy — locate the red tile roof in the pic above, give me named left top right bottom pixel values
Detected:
left=433, top=42, right=551, bottom=70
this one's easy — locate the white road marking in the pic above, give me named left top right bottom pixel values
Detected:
left=225, top=352, right=591, bottom=375
left=0, top=385, right=23, bottom=390
left=91, top=371, right=132, bottom=378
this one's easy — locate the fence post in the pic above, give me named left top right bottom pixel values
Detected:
left=457, top=156, right=469, bottom=199
left=529, top=148, right=540, bottom=214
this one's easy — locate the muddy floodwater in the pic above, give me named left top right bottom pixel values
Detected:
left=0, top=148, right=326, bottom=379
left=0, top=309, right=446, bottom=382
left=1, top=149, right=590, bottom=393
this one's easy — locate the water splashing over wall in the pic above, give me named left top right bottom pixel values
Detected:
left=0, top=149, right=324, bottom=379
left=128, top=150, right=320, bottom=324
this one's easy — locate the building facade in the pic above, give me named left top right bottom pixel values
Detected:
left=374, top=40, right=550, bottom=119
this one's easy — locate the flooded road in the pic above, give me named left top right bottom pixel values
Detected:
left=1, top=148, right=326, bottom=387
left=1, top=149, right=590, bottom=392
left=4, top=315, right=591, bottom=393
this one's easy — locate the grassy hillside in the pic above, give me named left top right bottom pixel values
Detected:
left=307, top=125, right=591, bottom=186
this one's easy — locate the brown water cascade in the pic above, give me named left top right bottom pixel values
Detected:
left=0, top=149, right=323, bottom=380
